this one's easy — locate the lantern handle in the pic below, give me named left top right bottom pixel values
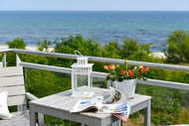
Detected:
left=74, top=50, right=83, bottom=56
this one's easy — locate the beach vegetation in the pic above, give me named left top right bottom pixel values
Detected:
left=7, top=37, right=26, bottom=49
left=102, top=41, right=121, bottom=58
left=165, top=30, right=189, bottom=63
left=55, top=35, right=102, bottom=56
left=38, top=40, right=52, bottom=52
left=6, top=37, right=26, bottom=66
left=121, top=37, right=152, bottom=61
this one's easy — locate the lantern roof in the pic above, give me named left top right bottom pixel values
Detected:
left=71, top=55, right=93, bottom=68
left=71, top=63, right=93, bottom=68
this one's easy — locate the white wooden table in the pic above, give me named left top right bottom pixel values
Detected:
left=29, top=87, right=151, bottom=126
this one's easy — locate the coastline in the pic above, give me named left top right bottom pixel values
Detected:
left=0, top=44, right=54, bottom=52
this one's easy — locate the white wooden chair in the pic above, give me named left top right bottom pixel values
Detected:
left=0, top=56, right=45, bottom=126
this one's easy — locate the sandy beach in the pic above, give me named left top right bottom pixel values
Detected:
left=149, top=52, right=166, bottom=59
left=0, top=45, right=54, bottom=52
left=0, top=45, right=37, bottom=51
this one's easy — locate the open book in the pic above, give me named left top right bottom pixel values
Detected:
left=70, top=96, right=130, bottom=122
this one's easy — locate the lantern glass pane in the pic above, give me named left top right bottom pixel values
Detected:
left=76, top=74, right=88, bottom=88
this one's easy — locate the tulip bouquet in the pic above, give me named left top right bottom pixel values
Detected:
left=104, top=62, right=150, bottom=82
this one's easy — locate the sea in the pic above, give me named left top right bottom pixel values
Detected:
left=0, top=11, right=189, bottom=51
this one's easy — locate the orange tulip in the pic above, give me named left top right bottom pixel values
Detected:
left=143, top=67, right=150, bottom=73
left=108, top=64, right=116, bottom=70
left=128, top=70, right=134, bottom=77
left=139, top=65, right=144, bottom=70
left=104, top=65, right=109, bottom=70
left=119, top=70, right=126, bottom=75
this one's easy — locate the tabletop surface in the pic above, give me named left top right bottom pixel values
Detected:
left=30, top=87, right=151, bottom=119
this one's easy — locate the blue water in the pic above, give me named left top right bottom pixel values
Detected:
left=0, top=11, right=189, bottom=51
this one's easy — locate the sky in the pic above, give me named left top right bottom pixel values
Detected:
left=0, top=0, right=189, bottom=11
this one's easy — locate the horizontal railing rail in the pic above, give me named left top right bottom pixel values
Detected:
left=20, top=62, right=189, bottom=91
left=1, top=49, right=189, bottom=91
left=1, top=49, right=189, bottom=72
left=20, top=62, right=108, bottom=79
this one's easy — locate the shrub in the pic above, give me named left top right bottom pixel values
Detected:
left=121, top=37, right=152, bottom=61
left=7, top=37, right=26, bottom=49
left=165, top=30, right=189, bottom=63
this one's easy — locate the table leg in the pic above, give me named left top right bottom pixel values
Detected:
left=111, top=120, right=121, bottom=126
left=144, top=100, right=151, bottom=126
left=38, top=113, right=45, bottom=126
left=30, top=111, right=36, bottom=126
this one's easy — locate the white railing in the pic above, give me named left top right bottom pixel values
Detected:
left=1, top=49, right=189, bottom=91
left=1, top=49, right=189, bottom=72
left=20, top=61, right=189, bottom=91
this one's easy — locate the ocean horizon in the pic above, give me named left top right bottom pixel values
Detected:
left=0, top=10, right=189, bottom=51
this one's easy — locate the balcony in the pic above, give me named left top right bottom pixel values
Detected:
left=0, top=49, right=189, bottom=126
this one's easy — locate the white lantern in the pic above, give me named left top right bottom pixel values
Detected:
left=71, top=56, right=93, bottom=95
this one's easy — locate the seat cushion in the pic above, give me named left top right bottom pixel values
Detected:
left=0, top=111, right=29, bottom=126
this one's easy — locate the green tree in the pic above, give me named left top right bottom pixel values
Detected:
left=103, top=41, right=121, bottom=58
left=6, top=38, right=26, bottom=66
left=38, top=40, right=52, bottom=52
left=55, top=35, right=102, bottom=56
left=54, top=35, right=104, bottom=71
left=7, top=37, right=26, bottom=49
left=121, top=37, right=152, bottom=61
left=165, top=30, right=189, bottom=63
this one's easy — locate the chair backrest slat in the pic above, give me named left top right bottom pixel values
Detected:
left=0, top=67, right=23, bottom=77
left=1, top=76, right=24, bottom=87
left=8, top=95, right=26, bottom=106
left=0, top=67, right=26, bottom=106
left=2, top=86, right=25, bottom=96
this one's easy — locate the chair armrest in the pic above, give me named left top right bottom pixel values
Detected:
left=26, top=92, right=39, bottom=100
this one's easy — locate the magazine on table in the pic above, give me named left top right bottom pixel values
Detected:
left=70, top=96, right=131, bottom=122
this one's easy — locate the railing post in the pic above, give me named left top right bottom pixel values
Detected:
left=16, top=54, right=21, bottom=67
left=3, top=53, right=7, bottom=68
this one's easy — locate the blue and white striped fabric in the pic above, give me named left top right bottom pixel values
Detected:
left=112, top=104, right=131, bottom=122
